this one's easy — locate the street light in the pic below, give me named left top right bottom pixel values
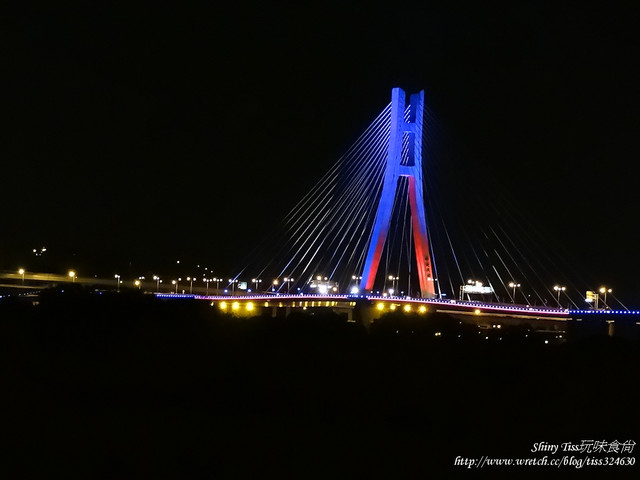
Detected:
left=213, top=277, right=222, bottom=292
left=553, top=285, right=566, bottom=307
left=388, top=275, right=399, bottom=292
left=69, top=271, right=76, bottom=283
left=18, top=268, right=25, bottom=285
left=153, top=275, right=160, bottom=292
left=204, top=278, right=210, bottom=296
left=508, top=282, right=520, bottom=303
left=115, top=274, right=121, bottom=292
left=599, top=287, right=612, bottom=309
left=283, top=277, right=294, bottom=293
left=272, top=279, right=279, bottom=292
left=252, top=278, right=262, bottom=292
left=187, top=276, right=194, bottom=294
left=172, top=280, right=178, bottom=293
left=228, top=278, right=238, bottom=294
left=352, top=275, right=362, bottom=294
left=134, top=279, right=141, bottom=290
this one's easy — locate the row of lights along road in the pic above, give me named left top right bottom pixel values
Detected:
left=10, top=268, right=618, bottom=309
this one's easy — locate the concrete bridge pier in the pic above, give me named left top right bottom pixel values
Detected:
left=353, top=300, right=375, bottom=331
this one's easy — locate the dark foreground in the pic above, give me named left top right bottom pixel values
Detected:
left=2, top=288, right=638, bottom=478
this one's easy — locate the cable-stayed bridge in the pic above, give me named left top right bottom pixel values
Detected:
left=216, top=88, right=630, bottom=309
left=154, top=86, right=637, bottom=337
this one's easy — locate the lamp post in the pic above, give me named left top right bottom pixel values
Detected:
left=272, top=279, right=279, bottom=293
left=18, top=268, right=25, bottom=285
left=553, top=285, right=565, bottom=307
left=115, top=274, right=120, bottom=292
left=134, top=279, right=141, bottom=290
left=187, top=276, right=194, bottom=294
left=283, top=277, right=294, bottom=293
left=204, top=278, right=210, bottom=296
left=228, top=279, right=238, bottom=295
left=553, top=285, right=566, bottom=307
left=508, top=282, right=520, bottom=303
left=252, top=278, right=262, bottom=292
left=153, top=275, right=160, bottom=292
left=388, top=275, right=399, bottom=293
left=599, top=287, right=612, bottom=309
left=172, top=280, right=177, bottom=293
left=68, top=271, right=76, bottom=283
left=213, top=277, right=222, bottom=292
left=351, top=275, right=362, bottom=294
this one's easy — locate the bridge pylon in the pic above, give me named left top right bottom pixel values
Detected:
left=359, top=88, right=436, bottom=298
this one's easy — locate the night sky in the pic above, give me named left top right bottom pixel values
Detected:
left=4, top=3, right=639, bottom=301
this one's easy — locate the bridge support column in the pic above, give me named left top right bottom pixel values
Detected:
left=359, top=88, right=436, bottom=298
left=354, top=301, right=375, bottom=331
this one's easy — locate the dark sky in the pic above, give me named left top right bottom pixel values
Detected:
left=3, top=2, right=639, bottom=301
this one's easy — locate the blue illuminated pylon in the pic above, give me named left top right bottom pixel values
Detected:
left=359, top=88, right=436, bottom=297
